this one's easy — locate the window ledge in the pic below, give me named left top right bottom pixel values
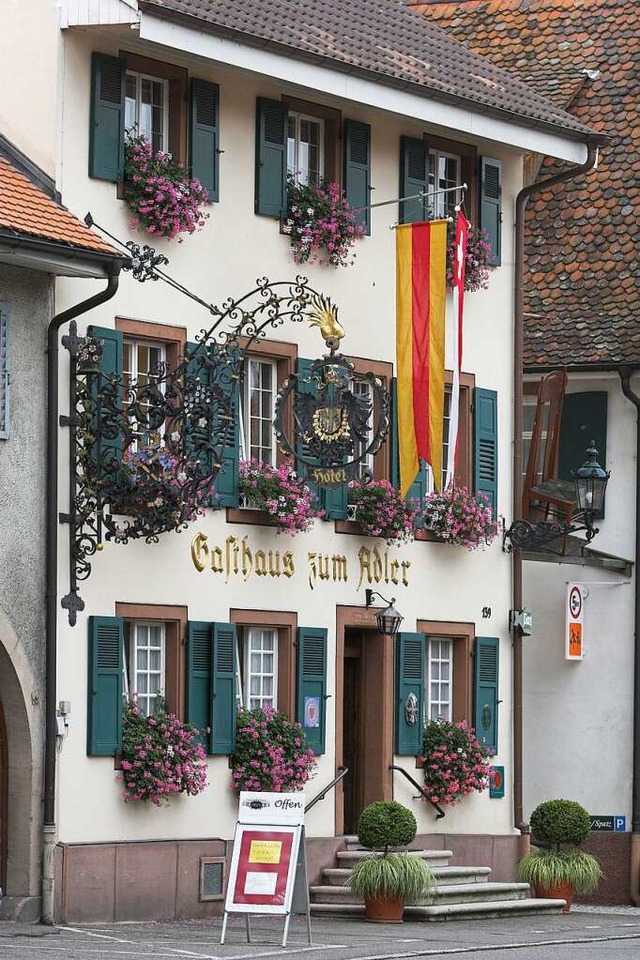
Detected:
left=226, top=506, right=274, bottom=527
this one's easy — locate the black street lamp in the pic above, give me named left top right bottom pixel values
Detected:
left=365, top=589, right=404, bottom=636
left=503, top=441, right=610, bottom=552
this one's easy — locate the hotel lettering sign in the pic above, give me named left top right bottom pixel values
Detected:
left=190, top=532, right=411, bottom=591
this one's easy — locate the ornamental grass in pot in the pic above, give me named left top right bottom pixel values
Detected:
left=518, top=799, right=603, bottom=912
left=347, top=801, right=435, bottom=923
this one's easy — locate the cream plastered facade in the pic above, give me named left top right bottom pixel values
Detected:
left=522, top=373, right=636, bottom=822
left=49, top=16, right=590, bottom=850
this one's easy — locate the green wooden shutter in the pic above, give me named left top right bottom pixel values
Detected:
left=473, top=387, right=498, bottom=515
left=255, top=97, right=287, bottom=218
left=295, top=358, right=321, bottom=508
left=390, top=377, right=429, bottom=503
left=89, top=325, right=124, bottom=466
left=212, top=622, right=237, bottom=754
left=190, top=78, right=220, bottom=202
left=186, top=342, right=240, bottom=507
left=0, top=302, right=10, bottom=439
left=87, top=616, right=124, bottom=756
left=89, top=53, right=125, bottom=181
left=296, top=626, right=327, bottom=755
left=344, top=119, right=371, bottom=235
left=186, top=621, right=214, bottom=753
left=395, top=632, right=425, bottom=756
left=559, top=391, right=608, bottom=518
left=474, top=636, right=499, bottom=752
left=479, top=157, right=502, bottom=266
left=399, top=136, right=428, bottom=224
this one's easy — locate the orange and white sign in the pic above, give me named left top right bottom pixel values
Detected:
left=565, top=583, right=585, bottom=660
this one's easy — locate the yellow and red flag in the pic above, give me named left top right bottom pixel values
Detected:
left=396, top=219, right=448, bottom=497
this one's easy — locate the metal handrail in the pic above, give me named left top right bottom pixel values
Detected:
left=390, top=764, right=446, bottom=820
left=305, top=766, right=348, bottom=814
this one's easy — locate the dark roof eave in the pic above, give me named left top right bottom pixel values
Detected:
left=139, top=2, right=604, bottom=146
left=524, top=360, right=640, bottom=374
left=0, top=229, right=124, bottom=269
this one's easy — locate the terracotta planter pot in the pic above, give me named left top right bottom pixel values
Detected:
left=534, top=881, right=574, bottom=913
left=364, top=897, right=404, bottom=923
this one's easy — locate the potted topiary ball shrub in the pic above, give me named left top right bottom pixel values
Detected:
left=518, top=799, right=603, bottom=912
left=347, top=801, right=435, bottom=923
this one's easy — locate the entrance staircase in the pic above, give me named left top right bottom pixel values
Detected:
left=309, top=838, right=566, bottom=920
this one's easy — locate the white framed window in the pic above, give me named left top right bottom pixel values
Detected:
left=238, top=627, right=278, bottom=710
left=126, top=621, right=165, bottom=716
left=123, top=337, right=166, bottom=446
left=425, top=637, right=453, bottom=721
left=428, top=150, right=461, bottom=218
left=423, top=385, right=453, bottom=493
left=125, top=71, right=169, bottom=153
left=287, top=112, right=324, bottom=186
left=352, top=378, right=374, bottom=480
left=239, top=357, right=277, bottom=466
left=0, top=303, right=9, bottom=440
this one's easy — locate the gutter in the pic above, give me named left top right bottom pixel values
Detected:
left=618, top=366, right=640, bottom=907
left=512, top=141, right=600, bottom=850
left=42, top=266, right=121, bottom=924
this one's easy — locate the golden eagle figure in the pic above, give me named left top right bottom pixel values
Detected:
left=306, top=293, right=345, bottom=345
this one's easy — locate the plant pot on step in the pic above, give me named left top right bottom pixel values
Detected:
left=533, top=881, right=574, bottom=914
left=363, top=895, right=404, bottom=924
left=347, top=801, right=435, bottom=924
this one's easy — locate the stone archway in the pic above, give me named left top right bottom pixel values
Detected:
left=0, top=612, right=43, bottom=920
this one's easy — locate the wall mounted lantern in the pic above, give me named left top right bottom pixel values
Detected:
left=503, top=441, right=610, bottom=552
left=365, top=589, right=404, bottom=637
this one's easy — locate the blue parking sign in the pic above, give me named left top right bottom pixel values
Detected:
left=615, top=816, right=626, bottom=832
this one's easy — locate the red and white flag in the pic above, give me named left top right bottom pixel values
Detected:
left=444, top=211, right=469, bottom=490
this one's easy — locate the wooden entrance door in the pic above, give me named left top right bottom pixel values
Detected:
left=341, top=628, right=393, bottom=836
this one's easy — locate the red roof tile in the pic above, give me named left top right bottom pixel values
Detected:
left=411, top=0, right=640, bottom=367
left=0, top=157, right=118, bottom=257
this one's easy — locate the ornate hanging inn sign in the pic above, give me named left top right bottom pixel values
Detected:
left=274, top=295, right=389, bottom=487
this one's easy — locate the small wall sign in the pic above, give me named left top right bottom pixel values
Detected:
left=489, top=765, right=505, bottom=798
left=304, top=697, right=320, bottom=728
left=565, top=583, right=585, bottom=660
left=590, top=815, right=626, bottom=832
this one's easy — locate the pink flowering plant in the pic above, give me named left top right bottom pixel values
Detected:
left=238, top=459, right=323, bottom=535
left=422, top=485, right=498, bottom=550
left=117, top=446, right=211, bottom=527
left=124, top=134, right=209, bottom=240
left=348, top=477, right=419, bottom=544
left=120, top=697, right=209, bottom=806
left=446, top=223, right=493, bottom=292
left=231, top=705, right=317, bottom=792
left=283, top=177, right=365, bottom=267
left=422, top=718, right=493, bottom=806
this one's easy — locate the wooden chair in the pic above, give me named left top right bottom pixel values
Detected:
left=522, top=371, right=579, bottom=527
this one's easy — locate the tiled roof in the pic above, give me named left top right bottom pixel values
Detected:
left=412, top=1, right=640, bottom=367
left=0, top=156, right=118, bottom=257
left=141, top=0, right=601, bottom=142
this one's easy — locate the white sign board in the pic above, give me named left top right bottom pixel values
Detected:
left=565, top=582, right=585, bottom=660
left=238, top=791, right=305, bottom=825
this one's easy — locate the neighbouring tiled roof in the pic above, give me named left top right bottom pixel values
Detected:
left=412, top=1, right=640, bottom=367
left=141, top=0, right=601, bottom=142
left=0, top=156, right=118, bottom=257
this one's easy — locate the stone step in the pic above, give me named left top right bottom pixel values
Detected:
left=309, top=881, right=529, bottom=907
left=336, top=849, right=452, bottom=868
left=310, top=897, right=566, bottom=920
left=321, top=865, right=491, bottom=887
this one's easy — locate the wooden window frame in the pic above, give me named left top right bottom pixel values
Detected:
left=416, top=370, right=475, bottom=542
left=282, top=96, right=342, bottom=185
left=229, top=609, right=297, bottom=721
left=334, top=356, right=393, bottom=536
left=425, top=133, right=477, bottom=222
left=115, top=602, right=188, bottom=720
left=120, top=52, right=188, bottom=164
left=115, top=317, right=186, bottom=373
left=417, top=618, right=474, bottom=731
left=227, top=338, right=297, bottom=525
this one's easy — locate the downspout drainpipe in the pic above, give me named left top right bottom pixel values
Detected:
left=512, top=141, right=600, bottom=854
left=618, top=367, right=640, bottom=906
left=43, top=267, right=121, bottom=924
